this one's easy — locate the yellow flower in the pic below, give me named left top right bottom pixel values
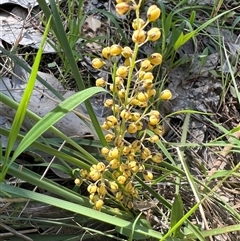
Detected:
left=137, top=91, right=149, bottom=102
left=106, top=115, right=118, bottom=127
left=109, top=159, right=120, bottom=169
left=116, top=66, right=128, bottom=78
left=94, top=199, right=104, bottom=211
left=149, top=53, right=162, bottom=65
left=105, top=133, right=115, bottom=142
left=108, top=181, right=119, bottom=193
left=87, top=183, right=98, bottom=194
left=152, top=153, right=163, bottom=163
left=102, top=47, right=111, bottom=59
left=147, top=27, right=161, bottom=41
left=101, top=147, right=109, bottom=156
left=132, top=18, right=145, bottom=30
left=147, top=5, right=161, bottom=22
left=117, top=175, right=127, bottom=184
left=110, top=44, right=122, bottom=56
left=116, top=2, right=130, bottom=15
left=127, top=123, right=138, bottom=134
left=148, top=135, right=159, bottom=143
left=74, top=178, right=83, bottom=186
left=149, top=115, right=159, bottom=125
left=143, top=170, right=153, bottom=181
left=140, top=59, right=152, bottom=71
left=159, top=89, right=172, bottom=100
left=104, top=99, right=113, bottom=107
left=122, top=46, right=133, bottom=58
left=132, top=29, right=146, bottom=44
left=92, top=58, right=105, bottom=69
left=95, top=78, right=106, bottom=87
left=108, top=147, right=119, bottom=159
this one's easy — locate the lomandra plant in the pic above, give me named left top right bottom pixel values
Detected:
left=74, top=0, right=172, bottom=211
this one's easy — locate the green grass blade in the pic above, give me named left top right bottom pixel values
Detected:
left=0, top=17, right=52, bottom=181
left=9, top=87, right=106, bottom=162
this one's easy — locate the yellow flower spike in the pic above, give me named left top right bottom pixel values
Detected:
left=141, top=147, right=152, bottom=160
left=109, top=159, right=120, bottom=169
left=74, top=178, right=83, bottom=186
left=96, top=162, right=106, bottom=172
left=108, top=181, right=119, bottom=193
left=109, top=147, right=119, bottom=159
left=149, top=53, right=163, bottom=65
left=105, top=133, right=115, bottom=142
left=115, top=191, right=123, bottom=201
left=131, top=112, right=141, bottom=121
left=120, top=109, right=131, bottom=120
left=101, top=147, right=109, bottom=156
left=101, top=121, right=110, bottom=130
left=102, top=46, right=111, bottom=59
left=152, top=153, right=163, bottom=163
left=94, top=199, right=104, bottom=211
left=148, top=134, right=159, bottom=143
left=116, top=2, right=130, bottom=15
left=159, top=89, right=172, bottom=100
left=132, top=18, right=145, bottom=30
left=143, top=170, right=153, bottom=181
left=92, top=58, right=105, bottom=69
left=132, top=29, right=146, bottom=44
left=117, top=175, right=127, bottom=184
left=104, top=99, right=114, bottom=108
left=95, top=77, right=106, bottom=87
left=106, top=115, right=118, bottom=127
left=116, top=66, right=128, bottom=78
left=147, top=5, right=161, bottom=22
left=122, top=46, right=133, bottom=58
left=118, top=89, right=126, bottom=99
left=122, top=145, right=131, bottom=155
left=140, top=59, right=153, bottom=71
left=87, top=183, right=98, bottom=194
left=127, top=123, right=138, bottom=134
left=137, top=91, right=149, bottom=102
left=110, top=44, right=122, bottom=56
left=147, top=27, right=161, bottom=41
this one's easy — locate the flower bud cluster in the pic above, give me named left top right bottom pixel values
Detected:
left=74, top=1, right=172, bottom=211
